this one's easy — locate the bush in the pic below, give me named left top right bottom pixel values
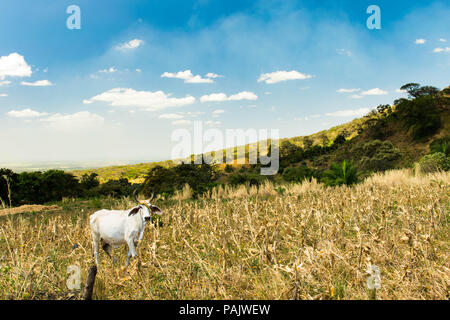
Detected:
left=418, top=152, right=450, bottom=173
left=80, top=173, right=100, bottom=190
left=430, top=137, right=449, bottom=156
left=93, top=178, right=136, bottom=197
left=227, top=173, right=265, bottom=186
left=356, top=140, right=401, bottom=172
left=282, top=166, right=314, bottom=183
left=143, top=164, right=218, bottom=198
left=322, top=160, right=359, bottom=186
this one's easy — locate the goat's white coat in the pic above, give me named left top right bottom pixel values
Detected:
left=90, top=205, right=159, bottom=266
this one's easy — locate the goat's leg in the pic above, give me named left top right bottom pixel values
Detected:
left=101, top=240, right=118, bottom=264
left=92, top=233, right=100, bottom=266
left=101, top=240, right=112, bottom=258
left=125, top=239, right=137, bottom=267
left=134, top=240, right=142, bottom=271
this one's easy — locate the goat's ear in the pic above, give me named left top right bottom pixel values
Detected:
left=129, top=206, right=141, bottom=216
left=151, top=205, right=163, bottom=216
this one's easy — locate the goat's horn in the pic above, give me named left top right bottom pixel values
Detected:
left=133, top=189, right=139, bottom=203
left=148, top=190, right=155, bottom=202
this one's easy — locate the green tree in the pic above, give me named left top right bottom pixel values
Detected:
left=418, top=152, right=449, bottom=173
left=430, top=137, right=450, bottom=156
left=80, top=173, right=100, bottom=190
left=143, top=163, right=218, bottom=197
left=0, top=168, right=16, bottom=207
left=397, top=95, right=442, bottom=140
left=303, top=137, right=313, bottom=149
left=322, top=160, right=359, bottom=186
left=400, top=83, right=421, bottom=98
left=355, top=140, right=401, bottom=172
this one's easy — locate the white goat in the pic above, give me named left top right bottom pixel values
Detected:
left=89, top=190, right=162, bottom=266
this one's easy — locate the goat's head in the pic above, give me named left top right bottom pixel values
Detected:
left=128, top=204, right=151, bottom=221
left=132, top=189, right=163, bottom=221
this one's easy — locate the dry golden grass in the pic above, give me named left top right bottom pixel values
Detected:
left=0, top=205, right=60, bottom=217
left=0, top=169, right=448, bottom=300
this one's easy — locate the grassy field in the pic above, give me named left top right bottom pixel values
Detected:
left=0, top=169, right=448, bottom=300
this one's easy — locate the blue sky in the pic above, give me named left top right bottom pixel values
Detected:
left=0, top=0, right=449, bottom=164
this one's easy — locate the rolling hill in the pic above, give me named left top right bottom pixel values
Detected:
left=73, top=85, right=449, bottom=184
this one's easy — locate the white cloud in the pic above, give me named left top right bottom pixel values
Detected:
left=0, top=80, right=11, bottom=86
left=161, top=70, right=214, bottom=83
left=183, top=111, right=204, bottom=117
left=415, top=39, right=426, bottom=44
left=85, top=88, right=195, bottom=111
left=229, top=91, right=258, bottom=101
left=350, top=94, right=364, bottom=99
left=136, top=68, right=142, bottom=73
left=258, top=70, right=312, bottom=84
left=205, top=72, right=223, bottom=78
left=326, top=108, right=371, bottom=117
left=99, top=67, right=117, bottom=73
left=395, top=89, right=407, bottom=93
left=200, top=93, right=227, bottom=102
left=361, top=88, right=388, bottom=95
left=439, top=38, right=447, bottom=42
left=336, top=49, right=352, bottom=57
left=264, top=92, right=272, bottom=95
left=0, top=93, right=8, bottom=97
left=7, top=108, right=49, bottom=118
left=205, top=120, right=221, bottom=127
left=83, top=99, right=93, bottom=104
left=159, top=113, right=184, bottom=119
left=337, top=88, right=360, bottom=93
left=212, top=109, right=225, bottom=117
left=40, top=111, right=104, bottom=131
left=115, top=39, right=143, bottom=50
left=172, top=119, right=192, bottom=126
left=0, top=53, right=32, bottom=80
left=20, top=80, right=53, bottom=87
left=200, top=91, right=257, bottom=102
left=433, top=47, right=450, bottom=53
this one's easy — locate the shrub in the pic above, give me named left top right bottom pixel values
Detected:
left=282, top=166, right=314, bottom=183
left=430, top=137, right=449, bottom=156
left=227, top=173, right=265, bottom=186
left=418, top=152, right=450, bottom=173
left=356, top=140, right=401, bottom=172
left=94, top=178, right=136, bottom=197
left=143, top=163, right=218, bottom=198
left=322, top=160, right=359, bottom=186
left=80, top=173, right=100, bottom=190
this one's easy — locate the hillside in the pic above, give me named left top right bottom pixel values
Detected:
left=73, top=160, right=176, bottom=184
left=70, top=113, right=389, bottom=182
left=73, top=84, right=449, bottom=184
